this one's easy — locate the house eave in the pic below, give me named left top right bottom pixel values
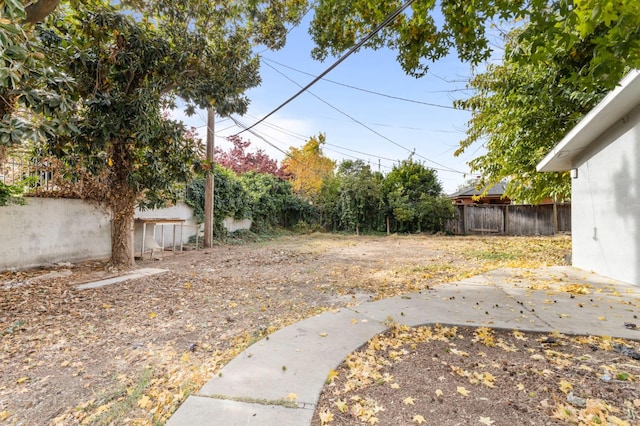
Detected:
left=537, top=70, right=640, bottom=172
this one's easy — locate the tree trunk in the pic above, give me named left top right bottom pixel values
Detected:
left=24, top=0, right=60, bottom=24
left=110, top=198, right=135, bottom=269
left=107, top=142, right=138, bottom=269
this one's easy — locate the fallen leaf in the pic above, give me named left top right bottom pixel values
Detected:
left=16, top=377, right=29, bottom=384
left=180, top=352, right=190, bottom=362
left=512, top=330, right=527, bottom=341
left=413, top=414, right=426, bottom=424
left=598, top=316, right=606, bottom=321
left=335, top=399, right=348, bottom=413
left=326, top=369, right=339, bottom=383
left=137, top=395, right=151, bottom=409
left=287, top=393, right=298, bottom=401
left=480, top=372, right=496, bottom=388
left=517, top=383, right=525, bottom=391
left=319, top=332, right=328, bottom=337
left=457, top=386, right=470, bottom=396
left=148, top=311, right=156, bottom=319
left=403, top=396, right=415, bottom=405
left=559, top=379, right=573, bottom=394
left=479, top=417, right=495, bottom=425
left=435, top=389, right=443, bottom=397
left=319, top=409, right=334, bottom=425
left=390, top=383, right=400, bottom=389
left=450, top=348, right=470, bottom=357
left=0, top=411, right=11, bottom=421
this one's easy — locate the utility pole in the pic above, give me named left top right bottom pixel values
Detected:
left=204, top=108, right=215, bottom=248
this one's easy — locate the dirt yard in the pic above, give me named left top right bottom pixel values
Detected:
left=0, top=233, right=638, bottom=425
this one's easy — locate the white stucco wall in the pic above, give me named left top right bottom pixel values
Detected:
left=0, top=198, right=112, bottom=270
left=222, top=217, right=252, bottom=233
left=135, top=202, right=200, bottom=246
left=0, top=199, right=199, bottom=270
left=571, top=104, right=640, bottom=285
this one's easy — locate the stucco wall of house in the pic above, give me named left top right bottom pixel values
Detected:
left=0, top=198, right=112, bottom=270
left=571, top=103, right=640, bottom=285
left=0, top=199, right=200, bottom=271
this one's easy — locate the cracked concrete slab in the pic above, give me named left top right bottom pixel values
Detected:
left=76, top=268, right=168, bottom=290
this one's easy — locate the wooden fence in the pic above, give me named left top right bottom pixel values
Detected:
left=446, top=204, right=571, bottom=235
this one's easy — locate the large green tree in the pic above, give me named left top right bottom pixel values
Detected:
left=307, top=1, right=640, bottom=201
left=383, top=158, right=452, bottom=233
left=454, top=31, right=607, bottom=203
left=0, top=0, right=76, bottom=161
left=335, top=159, right=381, bottom=235
left=309, top=1, right=640, bottom=86
left=3, top=0, right=306, bottom=267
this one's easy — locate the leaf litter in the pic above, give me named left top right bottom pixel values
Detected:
left=0, top=233, right=635, bottom=425
left=313, top=324, right=640, bottom=425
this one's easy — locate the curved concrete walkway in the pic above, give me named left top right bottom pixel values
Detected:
left=167, top=266, right=640, bottom=426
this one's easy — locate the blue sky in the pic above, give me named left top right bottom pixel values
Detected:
left=173, top=17, right=485, bottom=195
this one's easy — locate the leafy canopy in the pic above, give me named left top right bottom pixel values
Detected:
left=282, top=133, right=336, bottom=202
left=308, top=1, right=640, bottom=201
left=309, top=1, right=640, bottom=87
left=455, top=0, right=640, bottom=202
left=1, top=0, right=307, bottom=266
left=215, top=135, right=287, bottom=178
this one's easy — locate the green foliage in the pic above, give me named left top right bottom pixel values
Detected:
left=316, top=174, right=340, bottom=231
left=308, top=1, right=640, bottom=203
left=0, top=180, right=26, bottom=206
left=309, top=1, right=640, bottom=88
left=315, top=158, right=452, bottom=234
left=382, top=159, right=448, bottom=232
left=0, top=0, right=77, bottom=150
left=335, top=160, right=382, bottom=234
left=416, top=194, right=457, bottom=233
left=185, top=167, right=317, bottom=236
left=455, top=24, right=613, bottom=203
left=185, top=165, right=249, bottom=235
left=241, top=172, right=291, bottom=233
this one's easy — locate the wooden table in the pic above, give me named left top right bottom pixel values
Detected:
left=135, top=218, right=185, bottom=259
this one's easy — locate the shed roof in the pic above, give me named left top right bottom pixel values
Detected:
left=449, top=181, right=507, bottom=198
left=537, top=70, right=640, bottom=172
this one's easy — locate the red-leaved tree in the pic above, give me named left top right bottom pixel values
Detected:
left=215, top=135, right=288, bottom=178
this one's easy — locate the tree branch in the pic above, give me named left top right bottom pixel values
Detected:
left=24, top=0, right=60, bottom=24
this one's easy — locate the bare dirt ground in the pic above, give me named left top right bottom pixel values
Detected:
left=0, top=233, right=638, bottom=425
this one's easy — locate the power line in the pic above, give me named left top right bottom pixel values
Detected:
left=263, top=61, right=465, bottom=175
left=262, top=57, right=468, bottom=111
left=227, top=115, right=398, bottom=172
left=239, top=113, right=412, bottom=166
left=228, top=116, right=291, bottom=157
left=235, top=0, right=417, bottom=136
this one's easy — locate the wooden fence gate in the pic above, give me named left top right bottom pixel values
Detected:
left=446, top=204, right=571, bottom=236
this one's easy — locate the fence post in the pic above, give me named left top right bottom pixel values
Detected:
left=504, top=205, right=510, bottom=235
left=553, top=202, right=558, bottom=234
left=461, top=204, right=466, bottom=235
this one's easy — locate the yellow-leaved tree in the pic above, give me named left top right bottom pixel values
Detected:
left=282, top=133, right=335, bottom=203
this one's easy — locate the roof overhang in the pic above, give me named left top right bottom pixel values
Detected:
left=537, top=70, right=640, bottom=172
